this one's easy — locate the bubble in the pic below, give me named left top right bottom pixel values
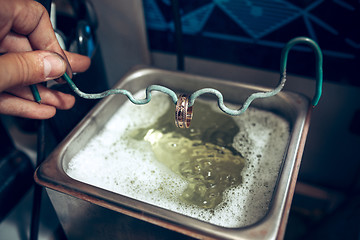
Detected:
left=66, top=92, right=290, bottom=228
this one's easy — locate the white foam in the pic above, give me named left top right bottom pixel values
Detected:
left=66, top=92, right=289, bottom=228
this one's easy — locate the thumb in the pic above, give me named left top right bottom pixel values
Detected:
left=0, top=51, right=66, bottom=92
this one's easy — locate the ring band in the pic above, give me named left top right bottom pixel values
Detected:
left=175, top=94, right=193, bottom=128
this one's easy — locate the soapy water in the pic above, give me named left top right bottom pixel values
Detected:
left=130, top=100, right=246, bottom=209
left=66, top=91, right=289, bottom=228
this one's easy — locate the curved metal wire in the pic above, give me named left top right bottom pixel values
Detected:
left=63, top=36, right=323, bottom=116
left=63, top=73, right=178, bottom=104
left=280, top=37, right=323, bottom=106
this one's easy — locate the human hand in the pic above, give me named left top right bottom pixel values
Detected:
left=0, top=0, right=91, bottom=119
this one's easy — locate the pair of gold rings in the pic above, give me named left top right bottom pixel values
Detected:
left=175, top=94, right=193, bottom=128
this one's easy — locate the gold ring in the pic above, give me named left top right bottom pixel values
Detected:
left=175, top=94, right=193, bottom=128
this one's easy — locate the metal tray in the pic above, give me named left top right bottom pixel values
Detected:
left=35, top=66, right=311, bottom=240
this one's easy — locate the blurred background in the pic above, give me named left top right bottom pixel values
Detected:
left=0, top=0, right=359, bottom=239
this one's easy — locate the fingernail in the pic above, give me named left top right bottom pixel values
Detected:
left=44, top=53, right=66, bottom=80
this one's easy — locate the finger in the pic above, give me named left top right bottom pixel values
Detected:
left=7, top=85, right=75, bottom=110
left=0, top=51, right=66, bottom=92
left=64, top=51, right=91, bottom=73
left=0, top=32, right=32, bottom=53
left=11, top=0, right=73, bottom=77
left=0, top=92, right=56, bottom=119
left=0, top=34, right=91, bottom=74
left=55, top=51, right=91, bottom=84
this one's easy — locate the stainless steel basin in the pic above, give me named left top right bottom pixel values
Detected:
left=35, top=66, right=312, bottom=240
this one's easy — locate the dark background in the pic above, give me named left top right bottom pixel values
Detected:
left=143, top=0, right=360, bottom=87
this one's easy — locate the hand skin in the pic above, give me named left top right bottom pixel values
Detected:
left=0, top=0, right=91, bottom=119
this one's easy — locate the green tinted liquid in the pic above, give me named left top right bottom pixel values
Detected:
left=130, top=100, right=245, bottom=209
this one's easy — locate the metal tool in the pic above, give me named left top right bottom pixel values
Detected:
left=63, top=37, right=323, bottom=118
